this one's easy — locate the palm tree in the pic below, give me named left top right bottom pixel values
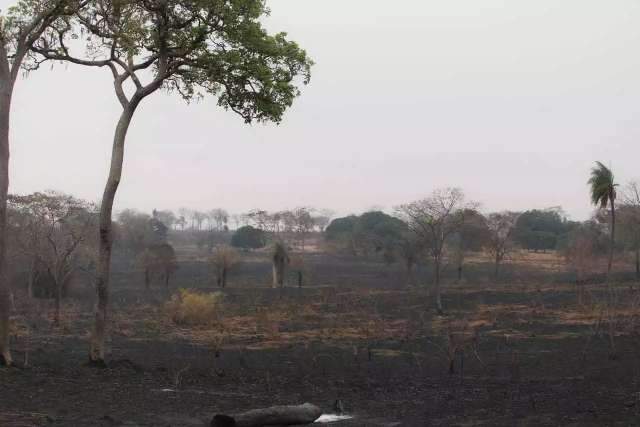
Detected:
left=588, top=161, right=617, bottom=278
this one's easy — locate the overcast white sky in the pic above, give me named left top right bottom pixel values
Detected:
left=5, top=0, right=640, bottom=220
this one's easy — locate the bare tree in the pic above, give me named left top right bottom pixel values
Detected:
left=8, top=191, right=96, bottom=324
left=292, top=207, right=315, bottom=250
left=396, top=188, right=477, bottom=313
left=484, top=211, right=519, bottom=279
left=177, top=208, right=190, bottom=230
left=193, top=211, right=207, bottom=231
left=208, top=209, right=229, bottom=231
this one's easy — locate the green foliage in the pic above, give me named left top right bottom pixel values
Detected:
left=588, top=161, right=616, bottom=209
left=325, top=211, right=407, bottom=257
left=514, top=209, right=569, bottom=251
left=34, top=0, right=313, bottom=124
left=325, top=215, right=358, bottom=241
left=231, top=225, right=265, bottom=249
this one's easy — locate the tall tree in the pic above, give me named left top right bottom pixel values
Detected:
left=397, top=188, right=476, bottom=314
left=33, top=0, right=312, bottom=364
left=0, top=0, right=83, bottom=366
left=588, top=161, right=617, bottom=280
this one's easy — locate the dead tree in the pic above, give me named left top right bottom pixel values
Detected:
left=396, top=188, right=477, bottom=313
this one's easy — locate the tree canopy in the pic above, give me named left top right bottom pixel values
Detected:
left=514, top=209, right=569, bottom=252
left=231, top=225, right=265, bottom=250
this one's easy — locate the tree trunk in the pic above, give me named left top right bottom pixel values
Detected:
left=434, top=257, right=442, bottom=314
left=27, top=256, right=36, bottom=299
left=144, top=268, right=150, bottom=290
left=607, top=199, right=615, bottom=281
left=90, top=104, right=137, bottom=365
left=164, top=270, right=170, bottom=288
left=406, top=259, right=414, bottom=287
left=221, top=267, right=227, bottom=288
left=0, top=64, right=13, bottom=366
left=54, top=276, right=61, bottom=326
left=272, top=263, right=278, bottom=288
left=635, top=249, right=639, bottom=282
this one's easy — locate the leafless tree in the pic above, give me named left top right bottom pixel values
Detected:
left=484, top=211, right=520, bottom=279
left=396, top=188, right=477, bottom=313
left=208, top=209, right=229, bottom=231
left=8, top=191, right=96, bottom=324
left=192, top=211, right=207, bottom=231
left=292, top=207, right=315, bottom=250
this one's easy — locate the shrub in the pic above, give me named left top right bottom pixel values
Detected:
left=166, top=289, right=223, bottom=327
left=231, top=225, right=266, bottom=249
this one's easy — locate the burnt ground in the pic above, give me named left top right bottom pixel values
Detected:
left=3, top=252, right=640, bottom=426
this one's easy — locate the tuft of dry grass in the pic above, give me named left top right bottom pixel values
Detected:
left=165, top=289, right=223, bottom=327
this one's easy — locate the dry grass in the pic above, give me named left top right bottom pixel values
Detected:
left=165, top=289, right=224, bottom=327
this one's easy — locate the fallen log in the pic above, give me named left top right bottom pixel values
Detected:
left=211, top=403, right=322, bottom=427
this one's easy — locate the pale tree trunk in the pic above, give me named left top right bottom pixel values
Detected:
left=90, top=104, right=137, bottom=365
left=0, top=54, right=14, bottom=366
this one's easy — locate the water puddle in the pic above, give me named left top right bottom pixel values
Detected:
left=315, top=414, right=354, bottom=423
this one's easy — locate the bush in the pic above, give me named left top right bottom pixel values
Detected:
left=231, top=225, right=266, bottom=249
left=166, top=289, right=223, bottom=327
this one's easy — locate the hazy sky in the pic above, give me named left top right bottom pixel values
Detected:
left=5, top=0, right=640, bottom=220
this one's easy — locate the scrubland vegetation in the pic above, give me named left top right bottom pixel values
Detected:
left=0, top=0, right=637, bottom=425
left=2, top=171, right=640, bottom=424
